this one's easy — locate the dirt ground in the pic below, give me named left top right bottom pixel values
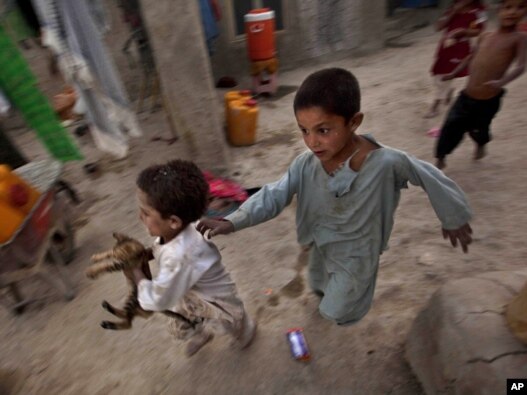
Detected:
left=2, top=18, right=527, bottom=395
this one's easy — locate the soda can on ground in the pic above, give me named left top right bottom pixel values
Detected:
left=286, top=327, right=311, bottom=361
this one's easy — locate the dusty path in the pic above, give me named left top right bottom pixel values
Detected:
left=1, top=22, right=526, bottom=394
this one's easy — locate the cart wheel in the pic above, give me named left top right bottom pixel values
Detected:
left=52, top=221, right=76, bottom=264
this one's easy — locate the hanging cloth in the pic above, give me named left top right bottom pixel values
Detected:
left=31, top=0, right=142, bottom=158
left=0, top=24, right=82, bottom=161
left=198, top=0, right=219, bottom=55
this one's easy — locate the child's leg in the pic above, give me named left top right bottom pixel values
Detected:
left=307, top=246, right=329, bottom=296
left=166, top=292, right=217, bottom=356
left=425, top=76, right=452, bottom=118
left=178, top=291, right=256, bottom=351
left=167, top=313, right=202, bottom=341
left=468, top=126, right=490, bottom=158
left=317, top=255, right=379, bottom=326
left=210, top=299, right=256, bottom=349
left=184, top=327, right=214, bottom=357
left=229, top=310, right=257, bottom=349
left=435, top=93, right=471, bottom=168
left=445, top=86, right=454, bottom=105
left=468, top=92, right=504, bottom=160
left=424, top=99, right=441, bottom=119
left=473, top=144, right=486, bottom=160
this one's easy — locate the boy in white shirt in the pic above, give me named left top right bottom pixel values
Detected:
left=132, top=160, right=256, bottom=357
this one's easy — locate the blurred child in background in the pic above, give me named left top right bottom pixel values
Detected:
left=425, top=0, right=487, bottom=118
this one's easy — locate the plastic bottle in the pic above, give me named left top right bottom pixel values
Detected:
left=228, top=99, right=259, bottom=146
left=0, top=164, right=41, bottom=215
left=224, top=90, right=252, bottom=130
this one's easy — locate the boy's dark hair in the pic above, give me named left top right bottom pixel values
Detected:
left=136, top=160, right=209, bottom=225
left=293, top=68, right=361, bottom=124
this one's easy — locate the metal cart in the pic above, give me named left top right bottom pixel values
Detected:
left=0, top=160, right=76, bottom=314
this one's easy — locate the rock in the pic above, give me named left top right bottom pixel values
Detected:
left=405, top=270, right=527, bottom=395
left=506, top=282, right=527, bottom=345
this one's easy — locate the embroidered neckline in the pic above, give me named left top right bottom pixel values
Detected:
left=328, top=146, right=361, bottom=177
left=328, top=161, right=346, bottom=177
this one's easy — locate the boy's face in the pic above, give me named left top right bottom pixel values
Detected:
left=137, top=188, right=181, bottom=239
left=499, top=0, right=527, bottom=28
left=296, top=106, right=362, bottom=166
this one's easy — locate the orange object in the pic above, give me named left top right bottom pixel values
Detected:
left=224, top=90, right=252, bottom=129
left=251, top=58, right=279, bottom=95
left=0, top=164, right=41, bottom=215
left=0, top=199, right=24, bottom=243
left=228, top=99, right=258, bottom=146
left=250, top=57, right=279, bottom=76
left=244, top=8, right=276, bottom=61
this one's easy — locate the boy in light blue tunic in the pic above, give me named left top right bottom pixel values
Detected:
left=197, top=68, right=473, bottom=326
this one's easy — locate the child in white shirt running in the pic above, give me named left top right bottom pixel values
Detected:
left=132, top=159, right=256, bottom=357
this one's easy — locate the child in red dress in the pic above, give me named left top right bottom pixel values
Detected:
left=425, top=0, right=487, bottom=118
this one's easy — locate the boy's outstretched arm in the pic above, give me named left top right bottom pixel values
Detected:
left=442, top=54, right=472, bottom=80
left=196, top=154, right=303, bottom=238
left=485, top=35, right=526, bottom=89
left=396, top=154, right=473, bottom=253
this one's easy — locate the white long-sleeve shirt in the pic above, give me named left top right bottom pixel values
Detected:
left=137, top=223, right=241, bottom=313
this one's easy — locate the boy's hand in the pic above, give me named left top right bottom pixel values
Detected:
left=441, top=73, right=455, bottom=81
left=484, top=80, right=503, bottom=89
left=442, top=223, right=473, bottom=253
left=196, top=218, right=235, bottom=239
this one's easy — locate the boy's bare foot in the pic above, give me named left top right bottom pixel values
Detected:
left=185, top=331, right=214, bottom=357
left=436, top=158, right=446, bottom=170
left=474, top=145, right=486, bottom=160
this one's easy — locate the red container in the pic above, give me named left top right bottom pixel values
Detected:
left=244, top=8, right=276, bottom=61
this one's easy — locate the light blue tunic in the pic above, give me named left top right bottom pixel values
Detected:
left=225, top=135, right=472, bottom=325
